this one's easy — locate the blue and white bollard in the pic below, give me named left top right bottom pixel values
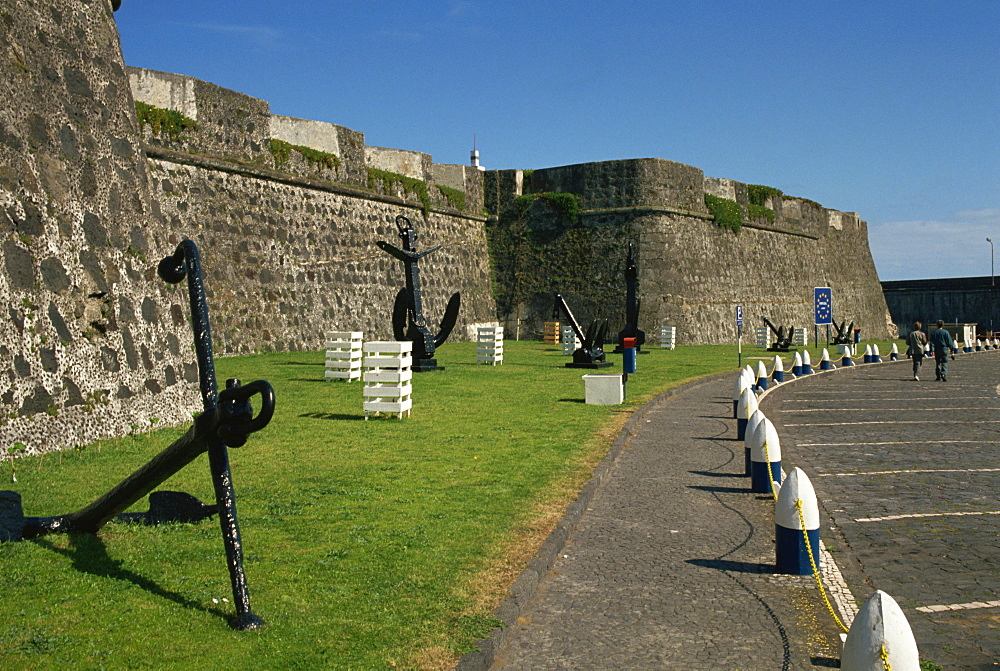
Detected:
left=736, top=386, right=758, bottom=441
left=820, top=348, right=834, bottom=371
left=744, top=409, right=766, bottom=476
left=841, top=591, right=920, bottom=671
left=756, top=360, right=768, bottom=391
left=775, top=467, right=818, bottom=574
left=749, top=417, right=781, bottom=494
left=733, top=369, right=752, bottom=418
left=872, top=344, right=881, bottom=363
left=964, top=341, right=973, bottom=353
left=801, top=350, right=813, bottom=375
left=863, top=344, right=873, bottom=363
left=791, top=351, right=803, bottom=377
left=890, top=343, right=900, bottom=360
left=771, top=355, right=785, bottom=383
left=841, top=350, right=854, bottom=366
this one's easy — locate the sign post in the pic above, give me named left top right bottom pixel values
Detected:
left=736, top=305, right=744, bottom=368
left=814, top=288, right=832, bottom=348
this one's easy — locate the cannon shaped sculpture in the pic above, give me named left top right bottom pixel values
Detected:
left=830, top=319, right=855, bottom=345
left=553, top=293, right=612, bottom=369
left=0, top=240, right=275, bottom=631
left=613, top=241, right=647, bottom=354
left=763, top=317, right=794, bottom=352
left=377, top=215, right=461, bottom=372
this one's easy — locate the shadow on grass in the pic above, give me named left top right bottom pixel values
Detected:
left=299, top=412, right=365, bottom=421
left=557, top=398, right=585, bottom=404
left=686, top=558, right=772, bottom=574
left=32, top=533, right=228, bottom=622
left=276, top=360, right=324, bottom=366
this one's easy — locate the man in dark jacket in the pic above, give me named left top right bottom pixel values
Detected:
left=929, top=320, right=957, bottom=381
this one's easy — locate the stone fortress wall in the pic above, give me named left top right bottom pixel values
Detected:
left=0, top=0, right=894, bottom=456
left=485, top=160, right=894, bottom=345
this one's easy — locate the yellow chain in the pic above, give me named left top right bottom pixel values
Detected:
left=762, top=438, right=778, bottom=501
left=795, top=499, right=850, bottom=634
left=879, top=644, right=892, bottom=670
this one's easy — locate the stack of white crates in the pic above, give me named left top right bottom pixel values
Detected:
left=363, top=341, right=412, bottom=420
left=792, top=327, right=807, bottom=347
left=659, top=326, right=676, bottom=349
left=324, top=331, right=363, bottom=382
left=562, top=325, right=580, bottom=355
left=756, top=327, right=770, bottom=349
left=476, top=326, right=504, bottom=365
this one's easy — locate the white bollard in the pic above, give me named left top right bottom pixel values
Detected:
left=820, top=348, right=835, bottom=371
left=775, top=467, right=819, bottom=574
left=744, top=409, right=767, bottom=476
left=749, top=417, right=781, bottom=493
left=872, top=344, right=881, bottom=363
left=756, top=360, right=769, bottom=391
left=890, top=343, right=899, bottom=361
left=791, top=351, right=803, bottom=377
left=736, top=386, right=758, bottom=440
left=733, top=369, right=753, bottom=418
left=863, top=344, right=873, bottom=363
left=841, top=590, right=920, bottom=671
left=801, top=350, right=813, bottom=374
left=842, top=350, right=854, bottom=366
left=771, top=355, right=785, bottom=383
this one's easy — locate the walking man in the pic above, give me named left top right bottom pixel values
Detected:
left=907, top=322, right=927, bottom=381
left=929, top=320, right=957, bottom=381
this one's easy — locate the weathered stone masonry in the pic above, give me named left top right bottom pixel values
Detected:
left=1, top=0, right=892, bottom=456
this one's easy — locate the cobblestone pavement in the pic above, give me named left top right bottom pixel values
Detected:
left=763, top=352, right=1000, bottom=670
left=484, top=374, right=844, bottom=670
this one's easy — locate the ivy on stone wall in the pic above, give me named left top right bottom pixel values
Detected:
left=748, top=203, right=776, bottom=223
left=437, top=184, right=466, bottom=211
left=367, top=167, right=432, bottom=215
left=486, top=194, right=630, bottom=328
left=134, top=101, right=198, bottom=141
left=268, top=138, right=340, bottom=172
left=747, top=184, right=781, bottom=223
left=704, top=194, right=742, bottom=233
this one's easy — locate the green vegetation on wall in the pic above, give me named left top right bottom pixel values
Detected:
left=134, top=101, right=198, bottom=141
left=704, top=194, right=742, bottom=233
left=437, top=184, right=466, bottom=212
left=268, top=138, right=340, bottom=172
left=747, top=184, right=781, bottom=223
left=367, top=167, right=432, bottom=215
left=486, top=193, right=628, bottom=328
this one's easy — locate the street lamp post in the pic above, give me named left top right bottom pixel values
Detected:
left=988, top=238, right=995, bottom=335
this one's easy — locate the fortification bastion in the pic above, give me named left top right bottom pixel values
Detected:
left=1, top=0, right=893, bottom=456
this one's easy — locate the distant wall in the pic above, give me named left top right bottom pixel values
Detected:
left=486, top=160, right=894, bottom=344
left=882, top=277, right=1000, bottom=335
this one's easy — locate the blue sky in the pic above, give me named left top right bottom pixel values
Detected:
left=114, top=1, right=998, bottom=281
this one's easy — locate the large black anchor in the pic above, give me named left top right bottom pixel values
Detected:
left=613, top=241, right=646, bottom=354
left=1, top=240, right=274, bottom=631
left=376, top=215, right=461, bottom=371
left=830, top=318, right=855, bottom=345
left=762, top=316, right=794, bottom=352
left=553, top=293, right=612, bottom=369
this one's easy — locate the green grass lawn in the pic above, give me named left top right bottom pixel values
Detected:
left=0, top=338, right=901, bottom=669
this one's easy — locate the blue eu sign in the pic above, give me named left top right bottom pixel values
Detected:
left=736, top=305, right=743, bottom=327
left=814, top=288, right=832, bottom=325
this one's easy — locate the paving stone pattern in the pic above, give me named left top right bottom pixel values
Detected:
left=488, top=375, right=843, bottom=670
left=763, top=352, right=1000, bottom=670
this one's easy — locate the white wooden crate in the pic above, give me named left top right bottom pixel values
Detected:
left=659, top=326, right=676, bottom=350
left=562, top=325, right=580, bottom=355
left=363, top=341, right=412, bottom=419
left=476, top=326, right=504, bottom=365
left=325, top=331, right=363, bottom=381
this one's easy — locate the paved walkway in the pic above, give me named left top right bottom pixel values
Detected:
left=459, top=350, right=1000, bottom=670
left=464, top=373, right=845, bottom=670
left=765, top=352, right=1000, bottom=670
